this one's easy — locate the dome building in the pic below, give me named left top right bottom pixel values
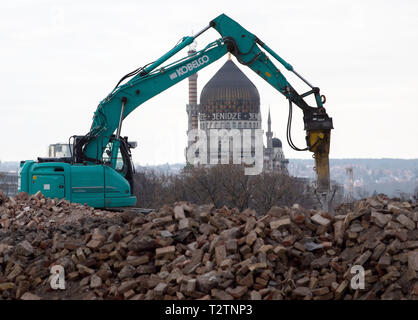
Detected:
left=199, top=58, right=261, bottom=131
left=186, top=52, right=288, bottom=172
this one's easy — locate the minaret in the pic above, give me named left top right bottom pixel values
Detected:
left=266, top=108, right=273, bottom=149
left=264, top=107, right=273, bottom=170
left=185, top=42, right=201, bottom=164
left=186, top=42, right=199, bottom=144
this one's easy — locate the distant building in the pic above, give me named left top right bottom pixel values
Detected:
left=186, top=51, right=288, bottom=173
left=264, top=110, right=289, bottom=173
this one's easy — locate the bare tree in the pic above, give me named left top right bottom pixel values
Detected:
left=132, top=165, right=317, bottom=214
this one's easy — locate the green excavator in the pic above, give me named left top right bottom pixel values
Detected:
left=19, top=14, right=333, bottom=210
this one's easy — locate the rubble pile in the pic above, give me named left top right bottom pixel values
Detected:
left=0, top=189, right=417, bottom=300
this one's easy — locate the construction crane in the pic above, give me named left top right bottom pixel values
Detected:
left=19, top=14, right=333, bottom=209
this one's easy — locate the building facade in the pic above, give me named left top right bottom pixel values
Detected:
left=0, top=172, right=18, bottom=196
left=186, top=53, right=288, bottom=173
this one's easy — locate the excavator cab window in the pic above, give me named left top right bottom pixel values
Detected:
left=101, top=137, right=135, bottom=191
left=118, top=138, right=135, bottom=192
left=102, top=143, right=125, bottom=173
left=115, top=152, right=124, bottom=172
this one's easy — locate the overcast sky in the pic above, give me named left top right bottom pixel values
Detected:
left=0, top=0, right=417, bottom=165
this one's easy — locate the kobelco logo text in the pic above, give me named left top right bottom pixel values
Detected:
left=169, top=55, right=210, bottom=80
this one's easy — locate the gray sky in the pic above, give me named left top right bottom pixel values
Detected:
left=1, top=0, right=417, bottom=165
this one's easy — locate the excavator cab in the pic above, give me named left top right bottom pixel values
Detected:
left=20, top=135, right=137, bottom=208
left=102, top=135, right=136, bottom=193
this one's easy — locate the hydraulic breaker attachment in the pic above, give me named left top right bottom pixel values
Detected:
left=308, top=129, right=331, bottom=192
left=307, top=129, right=333, bottom=213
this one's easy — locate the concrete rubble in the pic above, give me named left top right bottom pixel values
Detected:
left=0, top=189, right=417, bottom=300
